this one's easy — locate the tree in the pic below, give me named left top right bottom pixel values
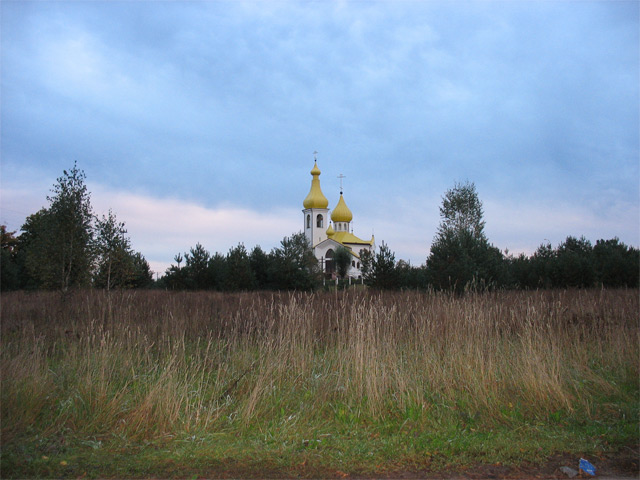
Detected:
left=22, top=164, right=95, bottom=290
left=208, top=252, right=228, bottom=290
left=225, top=243, right=255, bottom=291
left=505, top=252, right=536, bottom=289
left=361, top=241, right=399, bottom=289
left=395, top=260, right=427, bottom=290
left=333, top=246, right=352, bottom=280
left=184, top=243, right=211, bottom=289
left=0, top=226, right=21, bottom=290
left=593, top=238, right=639, bottom=287
left=426, top=181, right=505, bottom=293
left=554, top=236, right=594, bottom=288
left=93, top=208, right=152, bottom=290
left=270, top=232, right=320, bottom=290
left=530, top=241, right=554, bottom=288
left=162, top=264, right=186, bottom=290
left=129, top=252, right=153, bottom=288
left=94, top=209, right=131, bottom=290
left=438, top=181, right=485, bottom=240
left=249, top=245, right=271, bottom=290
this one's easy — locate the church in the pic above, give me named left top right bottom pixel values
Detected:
left=302, top=158, right=375, bottom=280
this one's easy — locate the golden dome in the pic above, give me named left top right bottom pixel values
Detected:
left=331, top=193, right=353, bottom=223
left=303, top=161, right=329, bottom=209
left=326, top=223, right=335, bottom=237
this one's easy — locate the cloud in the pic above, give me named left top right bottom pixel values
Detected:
left=1, top=0, right=637, bottom=275
left=0, top=166, right=300, bottom=277
left=484, top=198, right=640, bottom=255
left=89, top=185, right=300, bottom=276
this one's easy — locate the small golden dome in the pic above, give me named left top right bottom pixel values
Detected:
left=326, top=223, right=335, bottom=237
left=331, top=193, right=353, bottom=223
left=303, top=161, right=329, bottom=209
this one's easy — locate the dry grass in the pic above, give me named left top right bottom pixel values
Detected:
left=1, top=289, right=638, bottom=476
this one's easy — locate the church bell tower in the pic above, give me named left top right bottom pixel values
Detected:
left=302, top=154, right=330, bottom=247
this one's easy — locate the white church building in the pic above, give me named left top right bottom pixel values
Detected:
left=302, top=159, right=374, bottom=280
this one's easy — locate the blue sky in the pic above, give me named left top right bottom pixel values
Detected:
left=2, top=0, right=638, bottom=276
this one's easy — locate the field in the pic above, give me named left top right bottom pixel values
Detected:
left=1, top=289, right=638, bottom=478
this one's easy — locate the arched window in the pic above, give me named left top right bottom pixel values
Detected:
left=325, top=249, right=335, bottom=274
left=316, top=214, right=323, bottom=228
left=306, top=214, right=311, bottom=229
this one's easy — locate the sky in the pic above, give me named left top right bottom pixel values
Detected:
left=1, top=0, right=638, bottom=277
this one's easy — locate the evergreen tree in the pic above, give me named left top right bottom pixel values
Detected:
left=184, top=243, right=211, bottom=289
left=505, top=252, right=536, bottom=289
left=129, top=252, right=153, bottom=288
left=395, top=260, right=427, bottom=290
left=361, top=241, right=399, bottom=289
left=593, top=238, right=638, bottom=287
left=225, top=243, right=255, bottom=291
left=270, top=232, right=320, bottom=290
left=208, top=252, right=228, bottom=290
left=554, top=236, right=594, bottom=288
left=249, top=245, right=271, bottom=290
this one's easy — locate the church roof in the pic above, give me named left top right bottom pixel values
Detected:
left=331, top=231, right=374, bottom=247
left=330, top=193, right=353, bottom=222
left=303, top=161, right=329, bottom=209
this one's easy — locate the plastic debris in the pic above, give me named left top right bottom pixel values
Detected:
left=560, top=466, right=578, bottom=478
left=579, top=458, right=596, bottom=476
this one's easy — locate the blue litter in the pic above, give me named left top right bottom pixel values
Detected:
left=579, top=458, right=596, bottom=476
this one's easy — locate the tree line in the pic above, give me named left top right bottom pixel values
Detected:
left=159, top=233, right=320, bottom=291
left=1, top=166, right=637, bottom=292
left=360, top=182, right=639, bottom=292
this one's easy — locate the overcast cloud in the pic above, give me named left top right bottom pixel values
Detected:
left=2, top=1, right=638, bottom=275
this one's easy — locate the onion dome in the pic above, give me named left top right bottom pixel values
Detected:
left=326, top=223, right=335, bottom=237
left=303, top=161, right=329, bottom=209
left=331, top=193, right=353, bottom=223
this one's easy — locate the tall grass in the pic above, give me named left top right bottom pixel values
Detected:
left=1, top=289, right=638, bottom=473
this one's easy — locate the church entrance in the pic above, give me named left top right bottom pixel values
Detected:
left=324, top=249, right=335, bottom=276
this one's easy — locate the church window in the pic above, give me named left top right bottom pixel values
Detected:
left=306, top=214, right=311, bottom=229
left=317, top=214, right=323, bottom=228
left=325, top=249, right=335, bottom=274
left=352, top=261, right=356, bottom=267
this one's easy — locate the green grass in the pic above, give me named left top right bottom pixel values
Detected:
left=1, top=289, right=638, bottom=478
